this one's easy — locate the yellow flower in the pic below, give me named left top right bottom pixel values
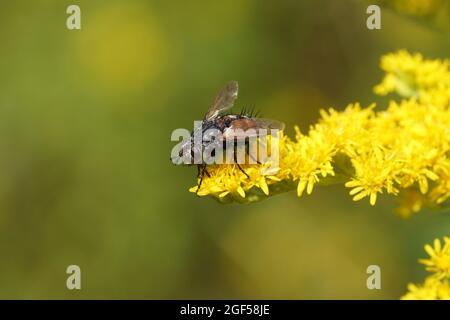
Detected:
left=375, top=50, right=450, bottom=98
left=419, top=237, right=450, bottom=279
left=186, top=51, right=450, bottom=214
left=430, top=169, right=450, bottom=204
left=189, top=155, right=284, bottom=202
left=284, top=127, right=336, bottom=197
left=402, top=275, right=450, bottom=300
left=345, top=147, right=400, bottom=206
left=402, top=237, right=450, bottom=300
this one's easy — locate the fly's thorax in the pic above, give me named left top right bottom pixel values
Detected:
left=221, top=114, right=248, bottom=128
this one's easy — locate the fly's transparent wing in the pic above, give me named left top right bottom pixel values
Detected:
left=204, top=81, right=238, bottom=120
left=250, top=118, right=285, bottom=131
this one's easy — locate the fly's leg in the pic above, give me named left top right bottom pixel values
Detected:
left=245, top=141, right=261, bottom=165
left=248, top=152, right=261, bottom=165
left=196, top=164, right=210, bottom=194
left=236, top=163, right=249, bottom=178
left=196, top=164, right=204, bottom=193
left=233, top=146, right=250, bottom=178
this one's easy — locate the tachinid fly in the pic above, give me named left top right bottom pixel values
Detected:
left=174, top=81, right=285, bottom=193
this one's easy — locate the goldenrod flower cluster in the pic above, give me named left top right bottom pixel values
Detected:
left=402, top=237, right=450, bottom=300
left=190, top=51, right=450, bottom=215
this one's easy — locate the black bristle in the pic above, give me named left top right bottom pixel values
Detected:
left=239, top=106, right=260, bottom=118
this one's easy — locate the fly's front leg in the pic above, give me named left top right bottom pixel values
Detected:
left=245, top=140, right=261, bottom=165
left=233, top=144, right=250, bottom=178
left=196, top=164, right=210, bottom=194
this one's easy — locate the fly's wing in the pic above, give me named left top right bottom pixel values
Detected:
left=204, top=81, right=239, bottom=121
left=222, top=118, right=285, bottom=140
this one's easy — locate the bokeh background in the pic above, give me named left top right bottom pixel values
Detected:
left=0, top=0, right=449, bottom=299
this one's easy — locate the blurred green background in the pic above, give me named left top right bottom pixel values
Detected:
left=0, top=0, right=449, bottom=299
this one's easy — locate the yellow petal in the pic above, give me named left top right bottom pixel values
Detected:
left=352, top=190, right=368, bottom=202
left=418, top=177, right=428, bottom=194
left=306, top=176, right=315, bottom=195
left=424, top=244, right=436, bottom=257
left=219, top=191, right=230, bottom=198
left=370, top=192, right=377, bottom=206
left=259, top=179, right=269, bottom=195
left=349, top=186, right=364, bottom=196
left=345, top=180, right=361, bottom=188
left=237, top=186, right=246, bottom=198
left=297, top=180, right=307, bottom=197
left=433, top=239, right=441, bottom=253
